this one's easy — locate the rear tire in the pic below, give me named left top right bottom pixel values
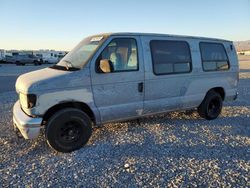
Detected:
left=198, top=90, right=222, bottom=120
left=45, top=108, right=92, bottom=152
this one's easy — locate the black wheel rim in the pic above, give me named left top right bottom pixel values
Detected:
left=208, top=98, right=221, bottom=117
left=59, top=121, right=82, bottom=143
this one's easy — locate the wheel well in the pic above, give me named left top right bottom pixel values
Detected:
left=209, top=87, right=225, bottom=100
left=42, top=102, right=96, bottom=124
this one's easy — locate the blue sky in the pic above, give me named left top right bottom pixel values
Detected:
left=0, top=0, right=249, bottom=50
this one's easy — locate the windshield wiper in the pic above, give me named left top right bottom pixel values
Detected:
left=50, top=64, right=80, bottom=71
left=50, top=59, right=80, bottom=71
left=63, top=60, right=74, bottom=70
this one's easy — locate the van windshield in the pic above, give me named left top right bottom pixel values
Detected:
left=56, top=35, right=106, bottom=70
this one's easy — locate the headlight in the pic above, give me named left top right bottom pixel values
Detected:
left=19, top=93, right=37, bottom=108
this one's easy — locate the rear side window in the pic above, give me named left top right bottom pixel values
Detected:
left=150, top=40, right=192, bottom=75
left=200, top=42, right=229, bottom=71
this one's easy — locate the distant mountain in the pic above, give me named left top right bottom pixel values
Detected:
left=234, top=40, right=250, bottom=51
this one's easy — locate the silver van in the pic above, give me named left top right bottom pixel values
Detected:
left=13, top=33, right=239, bottom=152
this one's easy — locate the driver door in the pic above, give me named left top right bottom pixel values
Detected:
left=90, top=36, right=144, bottom=123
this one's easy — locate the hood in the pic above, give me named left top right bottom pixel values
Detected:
left=16, top=67, right=90, bottom=94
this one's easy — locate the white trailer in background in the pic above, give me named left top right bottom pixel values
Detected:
left=34, top=50, right=67, bottom=64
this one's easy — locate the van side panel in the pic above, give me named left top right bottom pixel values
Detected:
left=141, top=36, right=200, bottom=114
left=142, top=36, right=239, bottom=115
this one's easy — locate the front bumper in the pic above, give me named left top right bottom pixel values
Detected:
left=13, top=101, right=43, bottom=139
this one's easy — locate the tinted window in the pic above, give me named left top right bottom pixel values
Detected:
left=200, top=42, right=229, bottom=71
left=150, top=40, right=191, bottom=75
left=97, top=38, right=138, bottom=72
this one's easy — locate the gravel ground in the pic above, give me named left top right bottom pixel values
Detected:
left=0, top=62, right=250, bottom=187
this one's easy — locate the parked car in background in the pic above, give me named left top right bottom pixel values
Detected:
left=8, top=54, right=42, bottom=65
left=13, top=33, right=239, bottom=152
left=3, top=55, right=14, bottom=64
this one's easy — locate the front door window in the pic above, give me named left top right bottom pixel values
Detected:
left=97, top=38, right=138, bottom=72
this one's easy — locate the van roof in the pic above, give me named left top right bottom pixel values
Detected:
left=96, top=32, right=231, bottom=43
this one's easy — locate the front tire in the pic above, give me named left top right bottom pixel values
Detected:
left=198, top=90, right=223, bottom=120
left=45, top=108, right=92, bottom=152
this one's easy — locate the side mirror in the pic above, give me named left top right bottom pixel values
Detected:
left=99, top=59, right=111, bottom=73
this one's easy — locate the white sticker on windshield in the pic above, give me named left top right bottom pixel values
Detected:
left=90, top=36, right=103, bottom=42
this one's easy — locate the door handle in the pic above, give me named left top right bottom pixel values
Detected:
left=138, top=82, right=143, bottom=93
